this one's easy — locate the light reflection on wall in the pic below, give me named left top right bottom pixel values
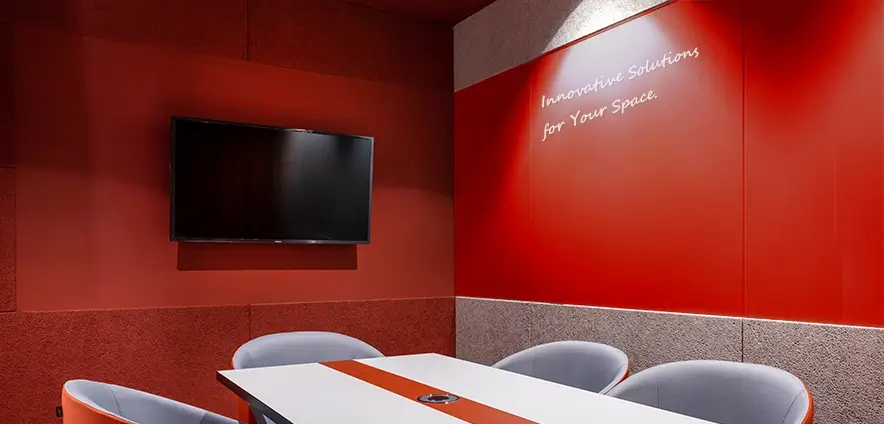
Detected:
left=546, top=15, right=670, bottom=93
left=453, top=0, right=670, bottom=90
left=545, top=1, right=630, bottom=51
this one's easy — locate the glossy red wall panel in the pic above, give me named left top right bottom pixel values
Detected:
left=455, top=0, right=884, bottom=326
left=454, top=62, right=538, bottom=302
left=744, top=0, right=884, bottom=325
left=529, top=1, right=743, bottom=314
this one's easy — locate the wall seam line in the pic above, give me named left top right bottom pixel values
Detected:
left=245, top=0, right=251, bottom=61
left=740, top=0, right=747, bottom=320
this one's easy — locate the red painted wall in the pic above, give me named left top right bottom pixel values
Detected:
left=8, top=0, right=454, bottom=312
left=0, top=21, right=14, bottom=311
left=455, top=0, right=884, bottom=326
left=0, top=1, right=456, bottom=422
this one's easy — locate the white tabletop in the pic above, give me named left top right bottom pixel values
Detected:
left=218, top=353, right=713, bottom=424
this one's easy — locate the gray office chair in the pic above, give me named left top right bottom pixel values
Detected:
left=607, top=360, right=813, bottom=424
left=62, top=379, right=240, bottom=424
left=233, top=331, right=384, bottom=424
left=491, top=340, right=629, bottom=394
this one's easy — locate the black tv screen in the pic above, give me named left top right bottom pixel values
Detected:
left=170, top=117, right=373, bottom=244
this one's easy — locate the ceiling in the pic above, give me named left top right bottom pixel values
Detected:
left=340, top=0, right=499, bottom=25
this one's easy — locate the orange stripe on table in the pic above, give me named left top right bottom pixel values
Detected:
left=322, top=360, right=536, bottom=423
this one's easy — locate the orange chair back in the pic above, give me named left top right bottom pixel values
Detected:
left=61, top=387, right=128, bottom=424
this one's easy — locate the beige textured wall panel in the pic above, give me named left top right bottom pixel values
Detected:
left=458, top=298, right=884, bottom=424
left=456, top=297, right=741, bottom=372
left=454, top=0, right=670, bottom=90
left=744, top=319, right=884, bottom=424
left=530, top=301, right=741, bottom=372
left=456, top=297, right=533, bottom=364
left=453, top=0, right=533, bottom=93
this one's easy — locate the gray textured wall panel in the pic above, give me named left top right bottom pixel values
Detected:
left=457, top=297, right=740, bottom=371
left=454, top=0, right=670, bottom=91
left=453, top=0, right=533, bottom=93
left=744, top=319, right=884, bottom=424
left=456, top=297, right=533, bottom=365
left=457, top=298, right=884, bottom=424
left=531, top=302, right=741, bottom=372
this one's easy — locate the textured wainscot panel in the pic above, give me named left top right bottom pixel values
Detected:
left=0, top=22, right=11, bottom=165
left=11, top=0, right=248, bottom=59
left=82, top=0, right=248, bottom=59
left=526, top=0, right=670, bottom=54
left=0, top=306, right=250, bottom=424
left=0, top=23, right=11, bottom=310
left=250, top=297, right=456, bottom=357
left=0, top=168, right=14, bottom=311
left=530, top=302, right=742, bottom=372
left=453, top=0, right=533, bottom=93
left=456, top=297, right=534, bottom=365
left=453, top=0, right=669, bottom=90
left=248, top=0, right=452, bottom=87
left=743, top=319, right=884, bottom=424
left=457, top=298, right=741, bottom=371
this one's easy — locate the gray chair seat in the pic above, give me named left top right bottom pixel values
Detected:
left=233, top=331, right=384, bottom=424
left=63, top=379, right=239, bottom=424
left=607, top=360, right=813, bottom=424
left=491, top=340, right=629, bottom=394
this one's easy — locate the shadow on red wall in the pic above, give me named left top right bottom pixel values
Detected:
left=177, top=243, right=357, bottom=271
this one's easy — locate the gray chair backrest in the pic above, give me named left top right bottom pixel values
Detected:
left=491, top=341, right=629, bottom=394
left=233, top=331, right=384, bottom=424
left=64, top=380, right=239, bottom=424
left=607, top=360, right=813, bottom=424
left=232, top=331, right=384, bottom=369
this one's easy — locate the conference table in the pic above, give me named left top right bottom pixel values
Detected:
left=218, top=353, right=712, bottom=423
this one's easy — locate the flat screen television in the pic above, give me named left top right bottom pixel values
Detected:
left=170, top=117, right=374, bottom=244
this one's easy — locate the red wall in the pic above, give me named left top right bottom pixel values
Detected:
left=455, top=0, right=884, bottom=326
left=0, top=1, right=455, bottom=422
left=8, top=0, right=454, bottom=312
